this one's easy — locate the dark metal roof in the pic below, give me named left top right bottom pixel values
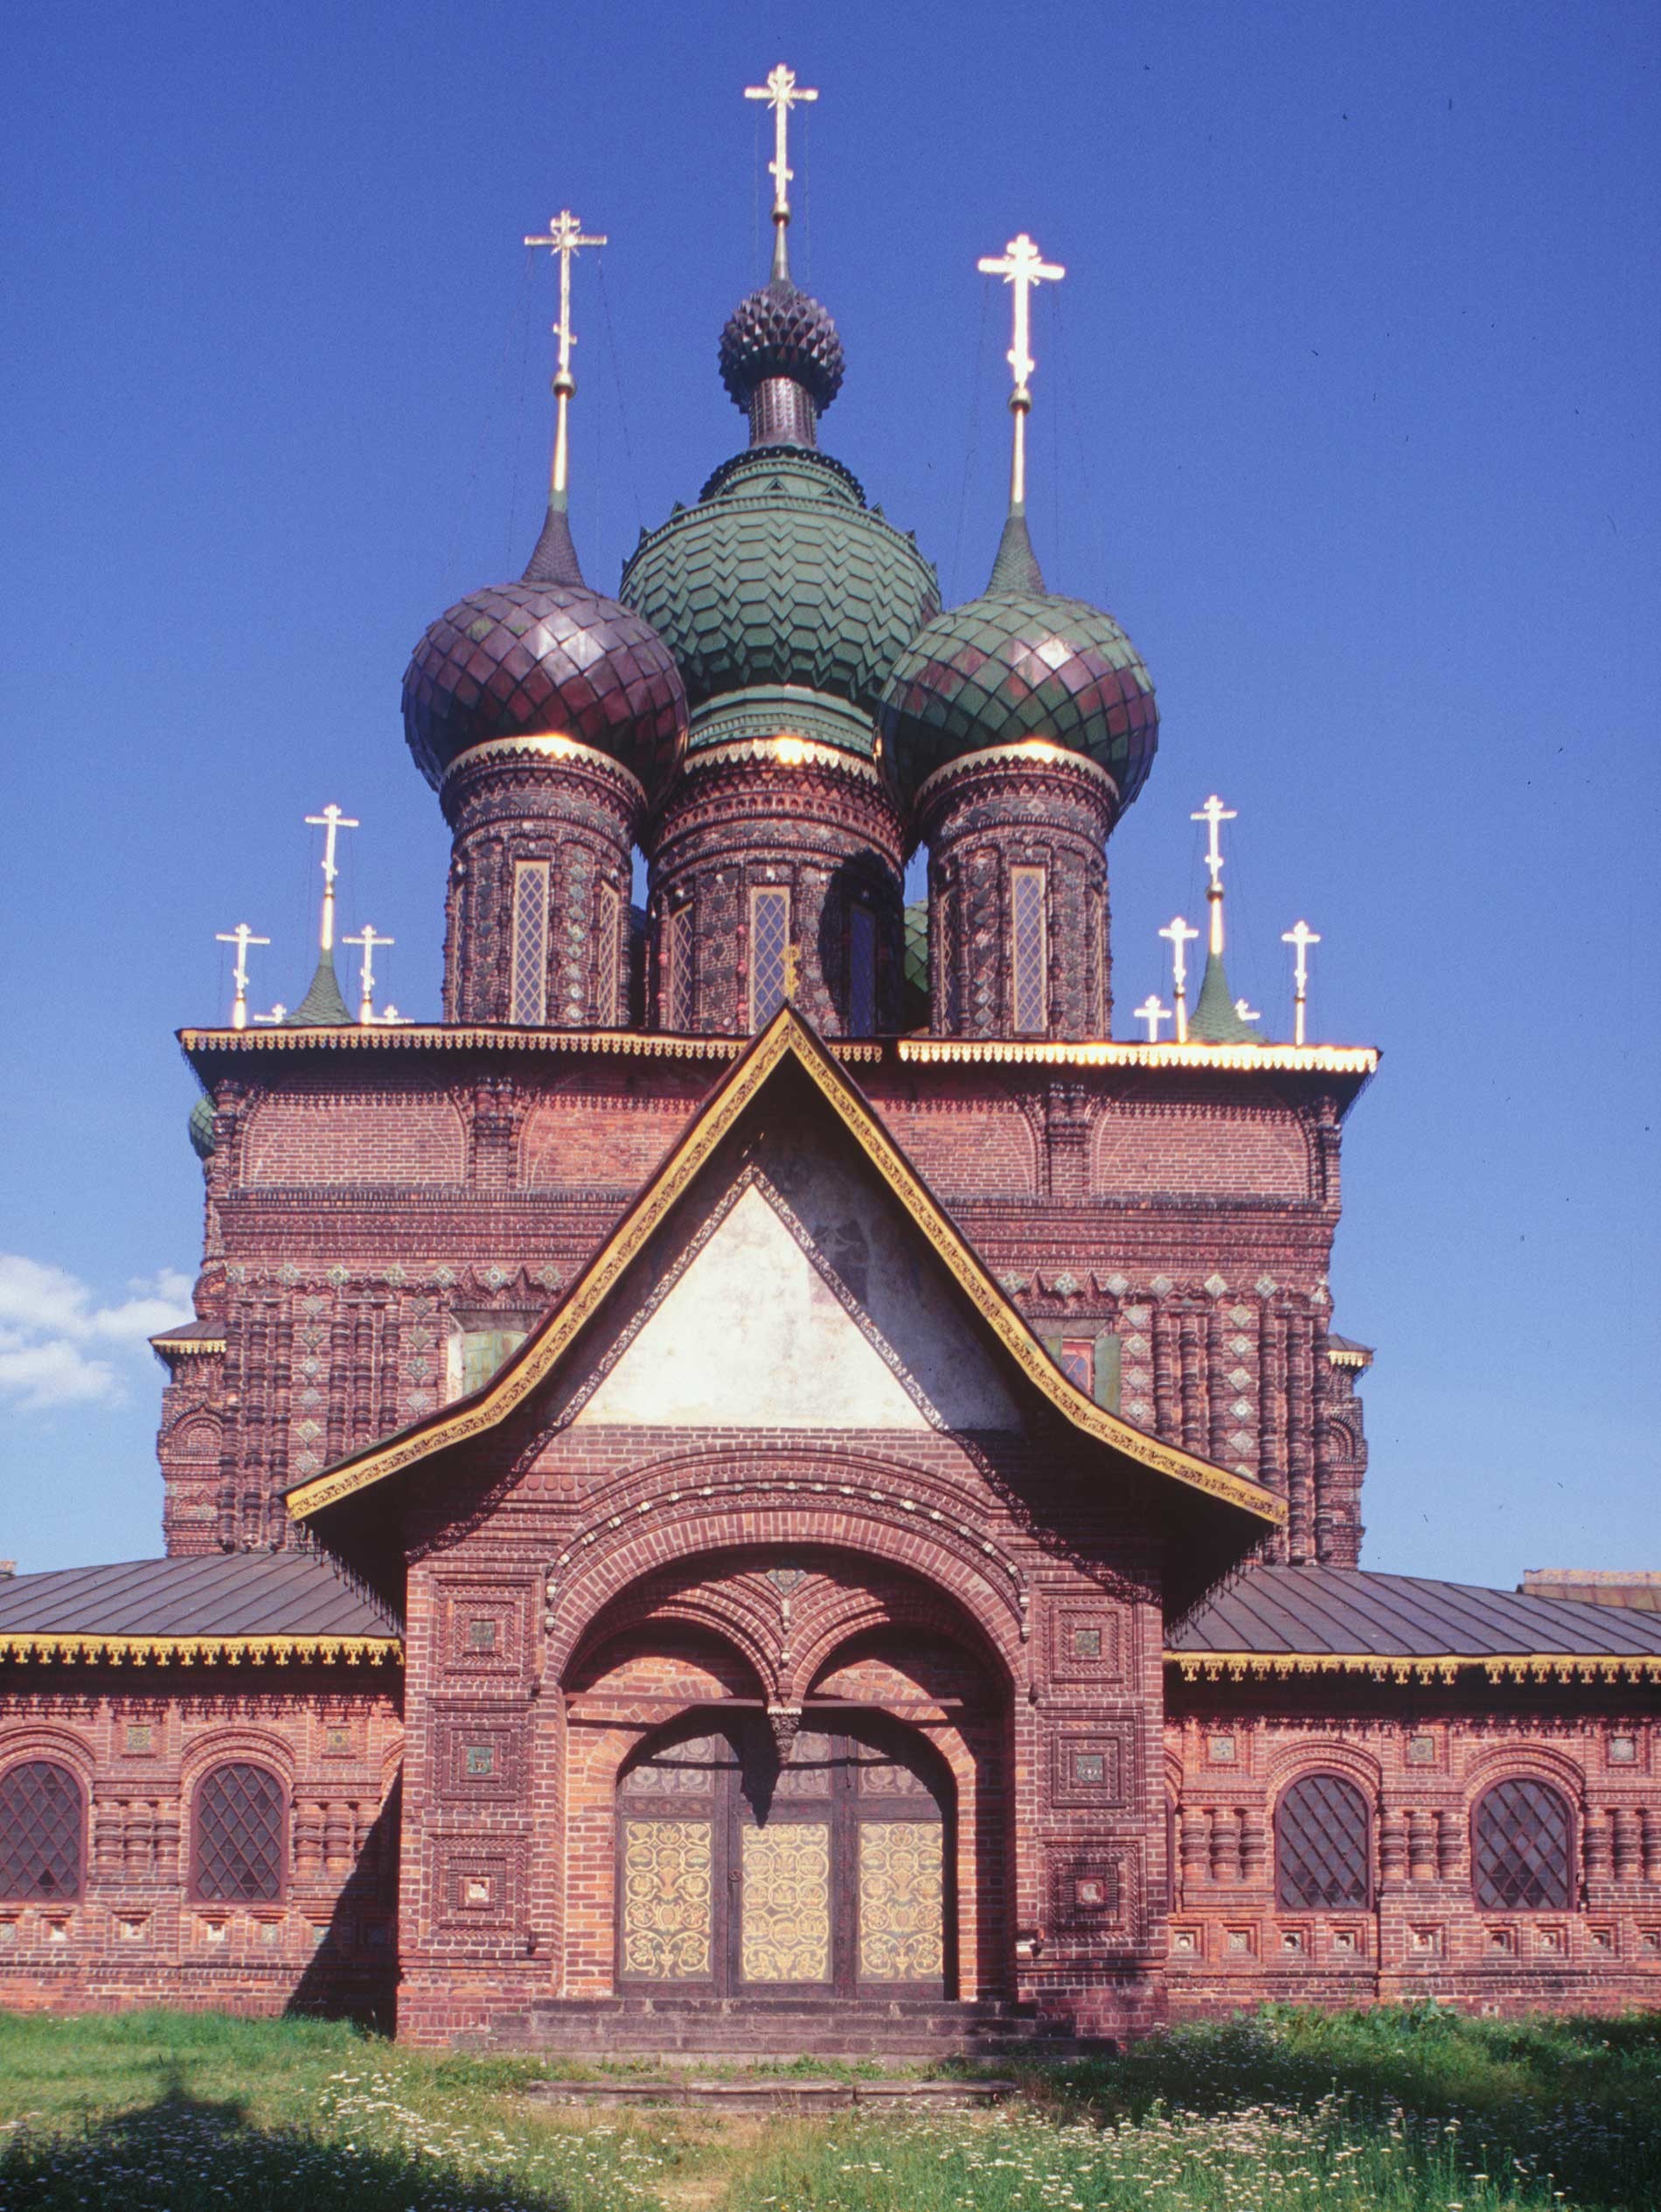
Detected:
left=0, top=1552, right=396, bottom=1640
left=1173, top=1564, right=1661, bottom=1660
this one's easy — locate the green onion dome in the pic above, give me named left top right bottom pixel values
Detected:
left=188, top=1095, right=217, bottom=1161
left=619, top=447, right=940, bottom=763
left=876, top=511, right=1158, bottom=808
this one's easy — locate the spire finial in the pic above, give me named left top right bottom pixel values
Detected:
left=1191, top=794, right=1238, bottom=957
left=977, top=232, right=1064, bottom=513
left=1282, top=919, right=1322, bottom=1045
left=303, top=804, right=359, bottom=953
left=1158, top=915, right=1199, bottom=1044
left=524, top=210, right=608, bottom=508
left=215, top=923, right=269, bottom=1030
left=746, top=64, right=817, bottom=281
left=1134, top=993, right=1172, bottom=1044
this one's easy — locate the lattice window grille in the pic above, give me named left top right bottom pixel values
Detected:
left=1275, top=1772, right=1371, bottom=1910
left=1473, top=1778, right=1574, bottom=1910
left=0, top=1761, right=81, bottom=1900
left=848, top=903, right=877, bottom=1035
left=509, top=861, right=550, bottom=1025
left=195, top=1763, right=285, bottom=1903
left=1010, top=864, right=1048, bottom=1034
left=595, top=882, right=622, bottom=1026
left=666, top=901, right=697, bottom=1030
left=749, top=885, right=791, bottom=1031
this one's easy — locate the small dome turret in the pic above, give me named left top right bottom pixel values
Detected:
left=878, top=511, right=1158, bottom=808
left=402, top=508, right=687, bottom=801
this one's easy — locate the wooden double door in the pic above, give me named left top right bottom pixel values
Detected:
left=616, top=1712, right=952, bottom=1997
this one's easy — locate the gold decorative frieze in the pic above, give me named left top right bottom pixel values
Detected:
left=740, top=1821, right=830, bottom=1982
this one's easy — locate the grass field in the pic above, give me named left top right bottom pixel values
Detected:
left=0, top=2004, right=1656, bottom=2211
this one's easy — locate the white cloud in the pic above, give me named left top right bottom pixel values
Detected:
left=0, top=1258, right=193, bottom=1413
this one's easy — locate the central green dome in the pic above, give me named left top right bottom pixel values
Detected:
left=619, top=447, right=940, bottom=760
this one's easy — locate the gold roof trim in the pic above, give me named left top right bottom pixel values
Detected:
left=914, top=739, right=1120, bottom=809
left=0, top=1633, right=401, bottom=1669
left=288, top=1007, right=1283, bottom=1527
left=149, top=1333, right=226, bottom=1356
left=684, top=734, right=886, bottom=783
left=181, top=1024, right=882, bottom=1063
left=898, top=1037, right=1379, bottom=1075
left=1325, top=1344, right=1373, bottom=1371
left=1170, top=1649, right=1661, bottom=1686
left=440, top=732, right=650, bottom=800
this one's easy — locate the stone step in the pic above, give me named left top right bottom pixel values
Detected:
left=528, top=2075, right=1017, bottom=2112
left=463, top=1994, right=1112, bottom=2060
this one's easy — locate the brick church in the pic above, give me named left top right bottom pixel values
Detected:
left=3, top=72, right=1658, bottom=2051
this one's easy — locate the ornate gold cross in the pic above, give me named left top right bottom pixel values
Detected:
left=746, top=63, right=818, bottom=266
left=1134, top=993, right=1171, bottom=1044
left=977, top=232, right=1064, bottom=510
left=523, top=210, right=608, bottom=499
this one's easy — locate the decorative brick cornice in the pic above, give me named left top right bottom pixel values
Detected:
left=914, top=739, right=1121, bottom=814
left=438, top=732, right=648, bottom=811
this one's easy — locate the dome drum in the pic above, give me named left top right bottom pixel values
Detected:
left=918, top=744, right=1117, bottom=1044
left=646, top=745, right=904, bottom=1038
left=441, top=739, right=640, bottom=1030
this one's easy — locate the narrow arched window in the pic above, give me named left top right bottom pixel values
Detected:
left=1472, top=1778, right=1574, bottom=1910
left=0, top=1760, right=83, bottom=1900
left=194, top=1763, right=285, bottom=1903
left=1275, top=1772, right=1371, bottom=1910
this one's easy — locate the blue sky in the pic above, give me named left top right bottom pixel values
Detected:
left=1, top=0, right=1656, bottom=1583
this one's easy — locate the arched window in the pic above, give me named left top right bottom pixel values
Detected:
left=0, top=1760, right=83, bottom=1900
left=1472, top=1778, right=1574, bottom=1910
left=1275, top=1772, right=1371, bottom=1910
left=194, top=1763, right=285, bottom=1903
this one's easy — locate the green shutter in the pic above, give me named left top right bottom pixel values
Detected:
left=462, top=1328, right=527, bottom=1396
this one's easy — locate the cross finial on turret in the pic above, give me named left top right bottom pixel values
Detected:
left=977, top=232, right=1065, bottom=512
left=215, top=923, right=269, bottom=1030
left=1158, top=915, right=1200, bottom=1044
left=343, top=924, right=395, bottom=1025
left=1281, top=919, right=1321, bottom=1046
left=524, top=210, right=608, bottom=503
left=303, top=804, right=359, bottom=952
left=1191, top=794, right=1238, bottom=955
left=1134, top=994, right=1172, bottom=1044
left=746, top=63, right=817, bottom=279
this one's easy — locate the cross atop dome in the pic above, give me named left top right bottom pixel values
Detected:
left=523, top=209, right=608, bottom=509
left=978, top=232, right=1064, bottom=513
left=746, top=63, right=817, bottom=281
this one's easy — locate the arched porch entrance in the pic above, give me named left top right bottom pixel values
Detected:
left=616, top=1710, right=953, bottom=1997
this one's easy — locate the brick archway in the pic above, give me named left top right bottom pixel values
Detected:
left=558, top=1548, right=1011, bottom=2001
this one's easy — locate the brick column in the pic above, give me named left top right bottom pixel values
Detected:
left=916, top=745, right=1117, bottom=1041
left=441, top=737, right=643, bottom=1029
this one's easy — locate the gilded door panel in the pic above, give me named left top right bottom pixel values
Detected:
left=858, top=1820, right=944, bottom=1982
left=620, top=1816, right=713, bottom=1980
left=740, top=1820, right=831, bottom=1983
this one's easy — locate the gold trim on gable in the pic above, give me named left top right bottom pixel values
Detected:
left=0, top=1633, right=400, bottom=1669
left=288, top=1010, right=1283, bottom=1528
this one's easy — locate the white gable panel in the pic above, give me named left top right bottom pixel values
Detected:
left=575, top=1184, right=1008, bottom=1429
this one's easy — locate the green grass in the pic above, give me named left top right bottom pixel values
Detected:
left=1, top=2004, right=1658, bottom=2210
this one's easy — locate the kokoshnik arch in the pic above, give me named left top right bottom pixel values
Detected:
left=2, top=65, right=1658, bottom=2052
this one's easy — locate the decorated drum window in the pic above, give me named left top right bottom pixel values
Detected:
left=0, top=1760, right=83, bottom=1902
left=509, top=860, right=551, bottom=1024
left=749, top=885, right=792, bottom=1030
left=1010, top=864, right=1048, bottom=1033
left=1472, top=1778, right=1574, bottom=1911
left=1274, top=1772, right=1371, bottom=1911
left=194, top=1763, right=286, bottom=1903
